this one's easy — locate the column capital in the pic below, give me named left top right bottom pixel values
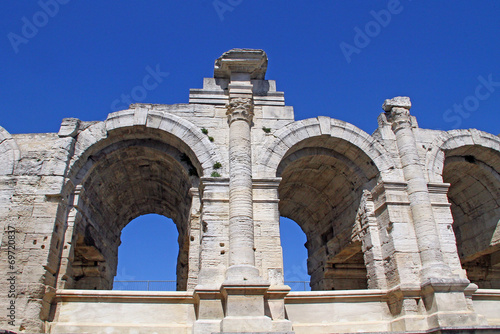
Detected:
left=382, top=96, right=412, bottom=131
left=226, top=97, right=254, bottom=125
left=214, top=49, right=267, bottom=80
left=382, top=96, right=412, bottom=112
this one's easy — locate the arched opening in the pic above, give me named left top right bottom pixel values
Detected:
left=60, top=128, right=200, bottom=291
left=443, top=146, right=500, bottom=288
left=280, top=216, right=310, bottom=291
left=277, top=137, right=380, bottom=290
left=113, top=214, right=179, bottom=291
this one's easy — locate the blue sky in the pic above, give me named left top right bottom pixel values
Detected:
left=1, top=1, right=499, bottom=289
left=116, top=215, right=308, bottom=288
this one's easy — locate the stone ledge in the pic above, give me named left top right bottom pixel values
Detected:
left=55, top=289, right=194, bottom=303
left=211, top=332, right=294, bottom=334
left=285, top=289, right=387, bottom=303
left=331, top=327, right=500, bottom=334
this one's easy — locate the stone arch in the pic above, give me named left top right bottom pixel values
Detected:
left=256, top=117, right=398, bottom=181
left=258, top=117, right=396, bottom=290
left=0, top=126, right=20, bottom=176
left=67, top=109, right=222, bottom=183
left=426, top=129, right=500, bottom=183
left=57, top=109, right=221, bottom=291
left=426, top=130, right=500, bottom=288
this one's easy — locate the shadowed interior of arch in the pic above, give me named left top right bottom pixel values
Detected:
left=277, top=136, right=379, bottom=290
left=113, top=214, right=179, bottom=291
left=443, top=146, right=500, bottom=288
left=62, top=134, right=198, bottom=291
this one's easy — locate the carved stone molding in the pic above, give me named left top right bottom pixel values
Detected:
left=226, top=97, right=254, bottom=124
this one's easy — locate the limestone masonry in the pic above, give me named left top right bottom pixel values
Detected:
left=1, top=49, right=499, bottom=333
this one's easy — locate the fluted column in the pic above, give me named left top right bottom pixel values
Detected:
left=215, top=49, right=275, bottom=333
left=225, top=94, right=260, bottom=280
left=383, top=97, right=452, bottom=280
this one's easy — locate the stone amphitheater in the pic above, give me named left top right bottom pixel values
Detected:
left=0, top=49, right=499, bottom=333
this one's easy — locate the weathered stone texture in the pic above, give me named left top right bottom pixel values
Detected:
left=1, top=49, right=499, bottom=333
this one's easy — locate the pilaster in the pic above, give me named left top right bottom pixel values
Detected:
left=187, top=187, right=202, bottom=290
left=252, top=178, right=284, bottom=284
left=196, top=178, right=230, bottom=288
left=193, top=178, right=230, bottom=333
left=56, top=185, right=83, bottom=290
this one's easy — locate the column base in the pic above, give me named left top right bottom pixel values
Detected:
left=421, top=278, right=488, bottom=329
left=193, top=319, right=221, bottom=334
left=224, top=264, right=263, bottom=282
left=266, top=286, right=292, bottom=329
left=220, top=315, right=273, bottom=332
left=388, top=284, right=428, bottom=332
left=193, top=287, right=224, bottom=334
left=391, top=315, right=428, bottom=332
left=220, top=280, right=275, bottom=333
left=194, top=283, right=294, bottom=333
left=387, top=280, right=488, bottom=331
left=270, top=319, right=294, bottom=333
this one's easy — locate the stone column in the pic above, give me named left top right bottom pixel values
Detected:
left=214, top=49, right=274, bottom=333
left=383, top=96, right=452, bottom=280
left=212, top=49, right=268, bottom=282
left=222, top=77, right=273, bottom=332
left=225, top=93, right=260, bottom=280
left=384, top=97, right=485, bottom=329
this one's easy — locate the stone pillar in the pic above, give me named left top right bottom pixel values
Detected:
left=357, top=190, right=388, bottom=290
left=212, top=49, right=269, bottom=283
left=214, top=49, right=274, bottom=333
left=186, top=187, right=202, bottom=291
left=193, top=179, right=229, bottom=334
left=383, top=97, right=452, bottom=280
left=252, top=178, right=285, bottom=284
left=225, top=93, right=260, bottom=280
left=253, top=178, right=294, bottom=333
left=383, top=96, right=485, bottom=329
left=56, top=185, right=83, bottom=289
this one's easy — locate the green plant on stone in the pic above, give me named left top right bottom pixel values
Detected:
left=211, top=171, right=221, bottom=177
left=201, top=128, right=214, bottom=141
left=262, top=126, right=271, bottom=133
left=213, top=162, right=222, bottom=169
